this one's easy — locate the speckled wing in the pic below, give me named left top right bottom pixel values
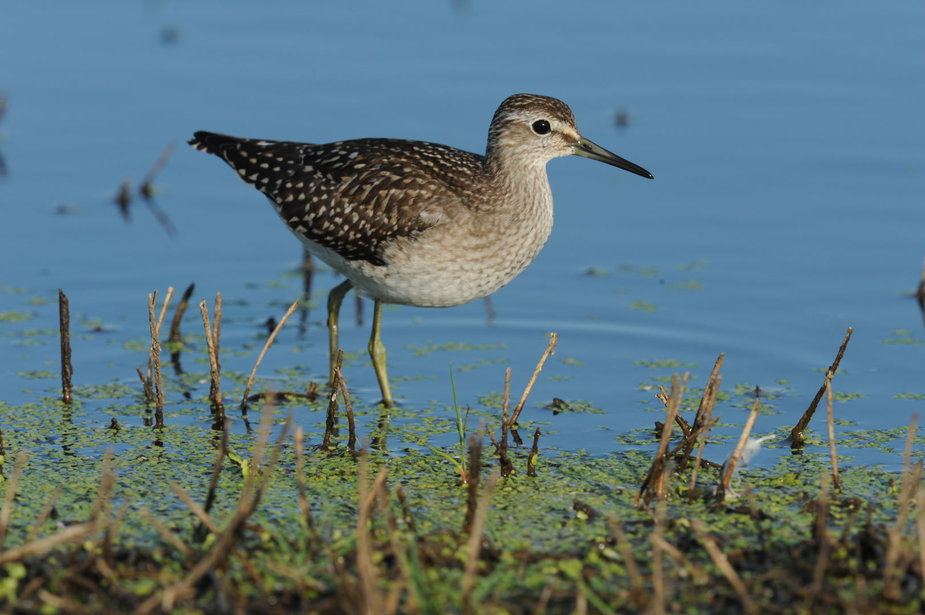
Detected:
left=189, top=131, right=479, bottom=266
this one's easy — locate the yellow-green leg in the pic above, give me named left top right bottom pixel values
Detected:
left=368, top=299, right=394, bottom=408
left=326, top=279, right=353, bottom=387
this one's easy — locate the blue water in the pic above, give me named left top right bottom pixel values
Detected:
left=2, top=1, right=924, bottom=466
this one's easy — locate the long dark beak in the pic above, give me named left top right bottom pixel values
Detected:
left=573, top=136, right=653, bottom=179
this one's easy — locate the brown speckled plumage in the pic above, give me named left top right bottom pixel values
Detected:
left=190, top=93, right=652, bottom=404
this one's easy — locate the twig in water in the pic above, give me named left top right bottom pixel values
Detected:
left=322, top=350, right=344, bottom=450
left=527, top=427, right=541, bottom=477
left=462, top=433, right=483, bottom=535
left=509, top=332, right=558, bottom=427
left=168, top=282, right=195, bottom=373
left=790, top=327, right=853, bottom=446
left=825, top=379, right=841, bottom=490
left=634, top=383, right=683, bottom=509
left=717, top=397, right=762, bottom=501
left=499, top=368, right=514, bottom=476
left=239, top=299, right=299, bottom=413
left=148, top=288, right=174, bottom=427
left=58, top=289, right=73, bottom=404
left=334, top=362, right=357, bottom=453
left=135, top=366, right=153, bottom=404
left=688, top=360, right=723, bottom=501
left=199, top=295, right=224, bottom=420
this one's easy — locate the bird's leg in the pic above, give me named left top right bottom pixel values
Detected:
left=326, top=279, right=353, bottom=388
left=368, top=299, right=394, bottom=408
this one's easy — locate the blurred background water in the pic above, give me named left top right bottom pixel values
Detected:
left=1, top=0, right=923, bottom=465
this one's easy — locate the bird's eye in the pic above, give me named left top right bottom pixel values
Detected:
left=531, top=120, right=551, bottom=135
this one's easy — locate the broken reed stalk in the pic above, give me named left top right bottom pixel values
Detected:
left=691, top=519, right=759, bottom=615
left=679, top=353, right=724, bottom=468
left=135, top=366, right=154, bottom=403
left=509, top=332, right=558, bottom=427
left=825, top=379, right=841, bottom=490
left=634, top=384, right=683, bottom=508
left=322, top=350, right=345, bottom=450
left=499, top=368, right=514, bottom=477
left=334, top=362, right=357, bottom=452
left=58, top=289, right=73, bottom=404
left=883, top=414, right=921, bottom=599
left=719, top=397, right=762, bottom=497
left=462, top=433, right=483, bottom=535
left=461, top=469, right=499, bottom=615
left=168, top=282, right=195, bottom=346
left=527, top=427, right=541, bottom=477
left=688, top=370, right=722, bottom=502
left=790, top=327, right=853, bottom=446
left=199, top=295, right=224, bottom=415
left=147, top=287, right=174, bottom=427
left=240, top=298, right=299, bottom=413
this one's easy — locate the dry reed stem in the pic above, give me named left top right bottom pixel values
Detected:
left=691, top=519, right=758, bottom=614
left=527, top=427, right=541, bottom=477
left=688, top=374, right=721, bottom=502
left=499, top=367, right=513, bottom=476
left=240, top=298, right=299, bottom=412
left=461, top=469, right=500, bottom=614
left=790, top=327, right=853, bottom=445
left=0, top=522, right=94, bottom=566
left=634, top=385, right=683, bottom=508
left=199, top=296, right=224, bottom=411
left=135, top=366, right=153, bottom=403
left=0, top=451, right=28, bottom=548
left=334, top=363, right=357, bottom=452
left=168, top=282, right=195, bottom=346
left=323, top=350, right=345, bottom=450
left=719, top=397, right=762, bottom=496
left=58, top=289, right=72, bottom=404
left=825, top=379, right=841, bottom=490
left=509, top=332, right=558, bottom=427
left=147, top=287, right=174, bottom=424
left=463, top=433, right=483, bottom=535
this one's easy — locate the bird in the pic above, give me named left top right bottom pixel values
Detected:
left=189, top=93, right=652, bottom=407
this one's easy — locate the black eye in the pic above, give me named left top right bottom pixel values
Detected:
left=532, top=119, right=551, bottom=135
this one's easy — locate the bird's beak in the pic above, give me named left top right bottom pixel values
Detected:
left=573, top=136, right=653, bottom=179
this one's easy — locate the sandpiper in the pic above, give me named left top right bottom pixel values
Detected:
left=189, top=93, right=652, bottom=407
